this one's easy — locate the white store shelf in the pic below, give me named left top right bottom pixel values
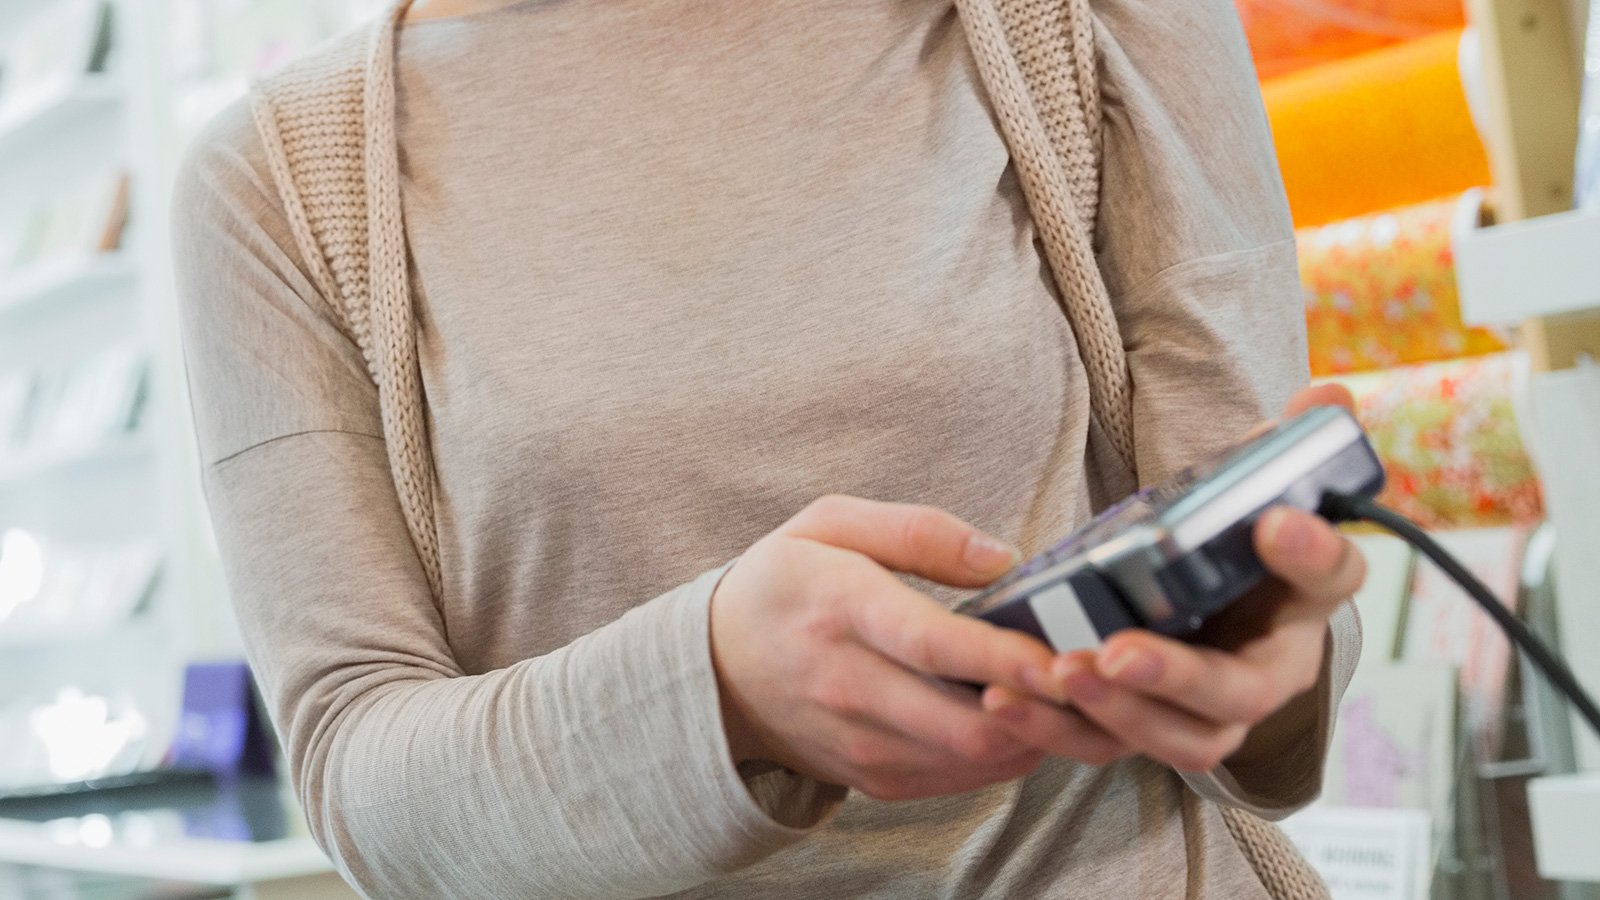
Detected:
left=0, top=819, right=335, bottom=887
left=0, top=435, right=150, bottom=492
left=1528, top=773, right=1600, bottom=883
left=0, top=76, right=122, bottom=163
left=0, top=254, right=136, bottom=319
left=1454, top=200, right=1600, bottom=325
left=0, top=610, right=150, bottom=650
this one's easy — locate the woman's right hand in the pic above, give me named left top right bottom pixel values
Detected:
left=709, top=495, right=1131, bottom=801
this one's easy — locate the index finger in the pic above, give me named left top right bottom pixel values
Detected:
left=783, top=495, right=1020, bottom=588
left=845, top=568, right=1065, bottom=702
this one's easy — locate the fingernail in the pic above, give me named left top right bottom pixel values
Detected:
left=964, top=533, right=1021, bottom=574
left=1263, top=508, right=1313, bottom=556
left=1101, top=647, right=1160, bottom=686
left=1054, top=656, right=1108, bottom=704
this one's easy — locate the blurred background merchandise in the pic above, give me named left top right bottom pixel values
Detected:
left=1, top=1, right=1599, bottom=898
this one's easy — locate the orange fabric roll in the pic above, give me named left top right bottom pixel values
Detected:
left=1264, top=30, right=1491, bottom=229
left=1237, top=0, right=1465, bottom=80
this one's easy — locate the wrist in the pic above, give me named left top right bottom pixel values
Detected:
left=717, top=681, right=766, bottom=764
left=707, top=566, right=769, bottom=765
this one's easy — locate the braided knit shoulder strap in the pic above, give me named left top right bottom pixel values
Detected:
left=955, top=0, right=1136, bottom=475
left=955, top=4, right=1329, bottom=899
left=245, top=4, right=1324, bottom=896
left=247, top=5, right=443, bottom=601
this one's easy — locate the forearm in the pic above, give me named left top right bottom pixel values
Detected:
left=306, top=572, right=821, bottom=898
left=210, top=437, right=840, bottom=899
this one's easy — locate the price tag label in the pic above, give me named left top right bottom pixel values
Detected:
left=1279, top=806, right=1432, bottom=900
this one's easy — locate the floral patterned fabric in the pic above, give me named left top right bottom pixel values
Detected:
left=1322, top=353, right=1544, bottom=529
left=1301, top=194, right=1508, bottom=377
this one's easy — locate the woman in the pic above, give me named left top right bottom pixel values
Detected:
left=172, top=0, right=1365, bottom=896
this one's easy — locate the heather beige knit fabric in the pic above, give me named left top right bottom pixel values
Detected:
left=174, top=0, right=1353, bottom=896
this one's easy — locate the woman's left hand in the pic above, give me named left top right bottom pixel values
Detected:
left=983, top=383, right=1368, bottom=773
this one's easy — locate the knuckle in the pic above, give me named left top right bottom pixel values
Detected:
left=838, top=561, right=890, bottom=608
left=801, top=601, right=850, bottom=645
left=897, top=507, right=945, bottom=556
left=808, top=494, right=851, bottom=520
left=1160, top=656, right=1199, bottom=695
left=952, top=722, right=1010, bottom=764
left=1242, top=691, right=1283, bottom=726
left=811, top=671, right=859, bottom=716
left=1320, top=535, right=1359, bottom=584
left=838, top=734, right=883, bottom=770
left=895, top=620, right=936, bottom=672
left=792, top=495, right=850, bottom=533
left=861, top=779, right=913, bottom=802
left=854, top=776, right=892, bottom=801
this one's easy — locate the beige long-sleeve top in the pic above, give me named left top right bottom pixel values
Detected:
left=171, top=0, right=1358, bottom=897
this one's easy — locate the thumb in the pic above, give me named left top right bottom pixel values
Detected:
left=781, top=495, right=1020, bottom=588
left=1284, top=382, right=1355, bottom=417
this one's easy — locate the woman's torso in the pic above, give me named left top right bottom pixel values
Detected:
left=393, top=1, right=1266, bottom=895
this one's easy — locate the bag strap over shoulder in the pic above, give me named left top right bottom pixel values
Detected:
left=954, top=5, right=1329, bottom=898
left=248, top=0, right=443, bottom=602
left=955, top=0, right=1136, bottom=475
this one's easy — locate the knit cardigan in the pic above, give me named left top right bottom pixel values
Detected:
left=246, top=1, right=1331, bottom=896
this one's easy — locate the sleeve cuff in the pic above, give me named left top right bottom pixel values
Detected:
left=555, top=562, right=845, bottom=885
left=669, top=563, right=847, bottom=853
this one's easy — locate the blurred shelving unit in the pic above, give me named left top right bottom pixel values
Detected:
left=0, top=0, right=195, bottom=796
left=0, top=77, right=121, bottom=164
left=0, top=252, right=135, bottom=318
left=1456, top=0, right=1600, bottom=889
left=0, top=1, right=383, bottom=896
left=0, top=0, right=395, bottom=788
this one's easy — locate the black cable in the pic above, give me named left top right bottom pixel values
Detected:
left=1320, top=491, right=1600, bottom=742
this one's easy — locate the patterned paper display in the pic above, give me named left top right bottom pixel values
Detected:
left=1301, top=194, right=1508, bottom=377
left=1236, top=0, right=1465, bottom=80
left=1264, top=31, right=1491, bottom=228
left=1325, top=353, right=1543, bottom=530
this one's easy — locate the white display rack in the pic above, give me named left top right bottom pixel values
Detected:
left=0, top=434, right=150, bottom=493
left=1455, top=203, right=1600, bottom=325
left=1463, top=0, right=1600, bottom=890
left=0, top=77, right=121, bottom=164
left=1528, top=773, right=1600, bottom=882
left=0, top=814, right=346, bottom=899
left=0, top=3, right=385, bottom=894
left=0, top=613, right=149, bottom=650
left=0, top=253, right=135, bottom=319
left=0, top=0, right=225, bottom=811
